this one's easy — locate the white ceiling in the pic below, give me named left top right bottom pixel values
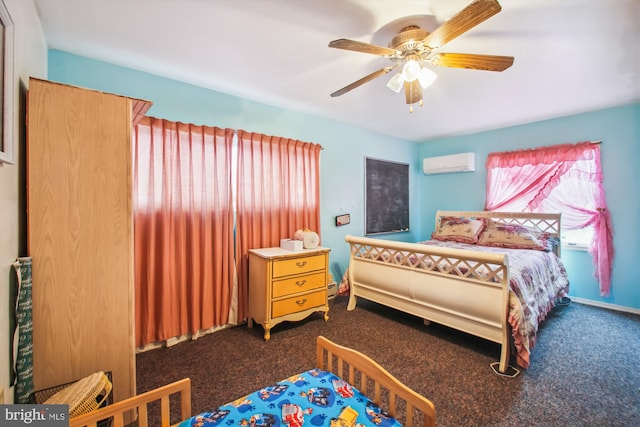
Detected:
left=33, top=0, right=640, bottom=142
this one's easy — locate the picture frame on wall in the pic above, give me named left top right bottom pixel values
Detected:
left=0, top=0, right=14, bottom=165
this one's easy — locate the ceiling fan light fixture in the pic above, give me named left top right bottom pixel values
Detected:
left=386, top=72, right=404, bottom=93
left=401, top=59, right=421, bottom=82
left=418, top=67, right=438, bottom=89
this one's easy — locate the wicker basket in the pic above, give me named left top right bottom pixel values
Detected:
left=45, top=371, right=112, bottom=418
left=29, top=371, right=113, bottom=420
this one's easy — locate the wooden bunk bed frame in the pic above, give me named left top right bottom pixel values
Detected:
left=345, top=210, right=562, bottom=376
left=70, top=336, right=436, bottom=427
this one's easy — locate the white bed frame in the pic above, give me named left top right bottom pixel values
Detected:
left=345, top=210, right=562, bottom=375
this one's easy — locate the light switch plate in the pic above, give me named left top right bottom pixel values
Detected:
left=335, top=213, right=350, bottom=226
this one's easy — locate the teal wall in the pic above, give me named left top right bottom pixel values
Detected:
left=418, top=104, right=640, bottom=309
left=48, top=50, right=422, bottom=288
left=48, top=50, right=639, bottom=310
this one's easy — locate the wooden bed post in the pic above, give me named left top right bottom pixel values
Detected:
left=346, top=239, right=358, bottom=311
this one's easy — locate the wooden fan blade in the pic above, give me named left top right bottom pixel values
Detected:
left=423, top=0, right=502, bottom=49
left=404, top=80, right=422, bottom=105
left=330, top=66, right=398, bottom=97
left=431, top=53, right=514, bottom=71
left=329, top=39, right=399, bottom=57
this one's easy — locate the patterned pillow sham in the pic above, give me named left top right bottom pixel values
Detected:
left=546, top=236, right=560, bottom=252
left=477, top=221, right=549, bottom=251
left=431, top=217, right=487, bottom=244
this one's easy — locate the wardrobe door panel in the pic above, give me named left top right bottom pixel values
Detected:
left=27, top=78, right=135, bottom=403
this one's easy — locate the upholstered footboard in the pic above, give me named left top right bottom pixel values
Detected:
left=344, top=210, right=564, bottom=376
left=345, top=234, right=513, bottom=374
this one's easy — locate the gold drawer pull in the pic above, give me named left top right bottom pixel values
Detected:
left=296, top=299, right=307, bottom=306
left=296, top=280, right=307, bottom=287
left=296, top=261, right=307, bottom=268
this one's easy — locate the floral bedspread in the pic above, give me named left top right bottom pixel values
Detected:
left=340, top=240, right=569, bottom=369
left=178, top=368, right=401, bottom=427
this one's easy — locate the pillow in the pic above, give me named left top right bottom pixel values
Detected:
left=545, top=236, right=560, bottom=252
left=477, top=221, right=549, bottom=251
left=431, top=217, right=487, bottom=244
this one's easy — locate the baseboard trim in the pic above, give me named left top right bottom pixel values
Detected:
left=570, top=297, right=640, bottom=315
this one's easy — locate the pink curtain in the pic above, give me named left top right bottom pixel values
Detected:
left=485, top=142, right=614, bottom=296
left=235, top=131, right=322, bottom=320
left=133, top=117, right=236, bottom=346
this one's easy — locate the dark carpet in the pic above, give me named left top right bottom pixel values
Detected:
left=136, top=296, right=640, bottom=426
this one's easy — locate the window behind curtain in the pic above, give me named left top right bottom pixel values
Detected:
left=485, top=142, right=614, bottom=296
left=133, top=120, right=322, bottom=345
left=234, top=130, right=322, bottom=321
left=133, top=117, right=236, bottom=347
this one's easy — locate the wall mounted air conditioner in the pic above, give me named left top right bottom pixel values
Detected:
left=423, top=152, right=476, bottom=175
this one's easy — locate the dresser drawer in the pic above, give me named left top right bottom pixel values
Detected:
left=272, top=272, right=326, bottom=298
left=272, top=290, right=327, bottom=318
left=272, top=254, right=325, bottom=278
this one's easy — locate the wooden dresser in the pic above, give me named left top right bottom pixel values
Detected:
left=248, top=247, right=330, bottom=340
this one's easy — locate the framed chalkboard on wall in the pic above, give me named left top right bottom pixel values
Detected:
left=365, top=157, right=409, bottom=235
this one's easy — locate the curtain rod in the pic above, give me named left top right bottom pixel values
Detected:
left=589, top=140, right=602, bottom=144
left=232, top=129, right=323, bottom=149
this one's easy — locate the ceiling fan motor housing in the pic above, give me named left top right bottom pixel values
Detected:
left=389, top=26, right=431, bottom=58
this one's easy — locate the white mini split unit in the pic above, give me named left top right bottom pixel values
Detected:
left=422, top=152, right=476, bottom=175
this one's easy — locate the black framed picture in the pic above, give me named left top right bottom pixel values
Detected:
left=0, top=0, right=14, bottom=164
left=365, top=157, right=409, bottom=235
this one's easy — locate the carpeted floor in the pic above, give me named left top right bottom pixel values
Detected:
left=136, top=296, right=640, bottom=426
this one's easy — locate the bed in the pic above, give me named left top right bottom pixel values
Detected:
left=342, top=211, right=569, bottom=376
left=69, top=336, right=436, bottom=427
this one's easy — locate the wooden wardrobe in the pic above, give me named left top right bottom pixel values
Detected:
left=26, top=78, right=151, bottom=402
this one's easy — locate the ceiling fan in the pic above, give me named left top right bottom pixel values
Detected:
left=328, top=0, right=514, bottom=112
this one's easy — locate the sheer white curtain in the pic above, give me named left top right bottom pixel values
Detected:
left=485, top=142, right=614, bottom=296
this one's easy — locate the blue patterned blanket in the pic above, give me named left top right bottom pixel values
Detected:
left=178, top=368, right=401, bottom=427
